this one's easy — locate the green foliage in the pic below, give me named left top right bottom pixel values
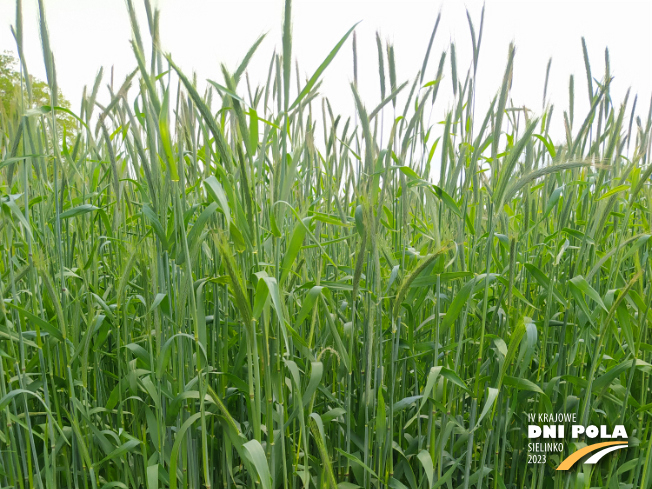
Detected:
left=0, top=50, right=76, bottom=147
left=0, top=2, right=651, bottom=489
left=0, top=52, right=20, bottom=116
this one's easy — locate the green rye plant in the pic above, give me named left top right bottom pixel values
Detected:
left=0, top=1, right=651, bottom=489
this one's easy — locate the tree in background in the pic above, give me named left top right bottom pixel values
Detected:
left=0, top=51, right=21, bottom=116
left=0, top=50, right=77, bottom=159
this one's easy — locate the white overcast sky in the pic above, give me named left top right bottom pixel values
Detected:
left=0, top=0, right=650, bottom=146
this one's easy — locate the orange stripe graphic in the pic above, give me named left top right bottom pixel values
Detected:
left=556, top=442, right=628, bottom=470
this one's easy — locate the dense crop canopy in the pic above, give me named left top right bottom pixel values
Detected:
left=0, top=1, right=651, bottom=489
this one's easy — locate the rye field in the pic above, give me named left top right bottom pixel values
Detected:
left=0, top=1, right=651, bottom=488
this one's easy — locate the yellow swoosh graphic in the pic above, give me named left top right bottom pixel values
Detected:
left=557, top=442, right=628, bottom=470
